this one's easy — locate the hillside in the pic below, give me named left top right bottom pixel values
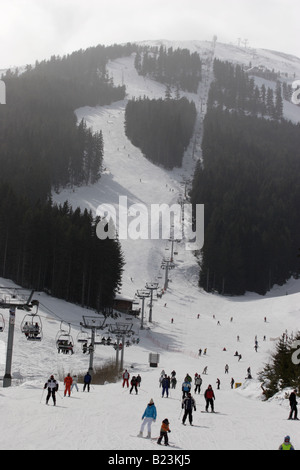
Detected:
left=0, top=39, right=300, bottom=451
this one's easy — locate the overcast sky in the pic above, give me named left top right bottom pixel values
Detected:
left=0, top=0, right=299, bottom=69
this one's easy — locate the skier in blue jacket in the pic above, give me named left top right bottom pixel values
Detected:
left=182, top=380, right=191, bottom=399
left=138, top=399, right=157, bottom=438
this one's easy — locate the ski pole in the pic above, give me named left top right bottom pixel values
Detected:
left=40, top=389, right=45, bottom=404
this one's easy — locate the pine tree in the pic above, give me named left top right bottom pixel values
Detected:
left=258, top=333, right=300, bottom=399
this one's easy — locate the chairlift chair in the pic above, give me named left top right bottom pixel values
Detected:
left=77, top=329, right=89, bottom=343
left=55, top=322, right=74, bottom=354
left=21, top=302, right=42, bottom=341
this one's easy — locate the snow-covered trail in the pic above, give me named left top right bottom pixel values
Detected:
left=1, top=44, right=300, bottom=451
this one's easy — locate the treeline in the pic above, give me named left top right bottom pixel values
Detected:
left=258, top=332, right=300, bottom=399
left=0, top=184, right=124, bottom=309
left=134, top=46, right=202, bottom=93
left=0, top=44, right=132, bottom=308
left=208, top=59, right=284, bottom=120
left=125, top=97, right=197, bottom=169
left=0, top=45, right=129, bottom=201
left=191, top=107, right=300, bottom=295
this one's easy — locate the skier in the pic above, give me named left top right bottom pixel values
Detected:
left=44, top=375, right=59, bottom=406
left=130, top=376, right=138, bottom=395
left=161, top=375, right=170, bottom=398
left=231, top=377, right=235, bottom=389
left=288, top=389, right=298, bottom=420
left=194, top=374, right=202, bottom=394
left=64, top=373, right=73, bottom=397
left=171, top=376, right=177, bottom=389
left=138, top=398, right=157, bottom=438
left=71, top=374, right=79, bottom=392
left=204, top=384, right=215, bottom=412
left=122, top=369, right=130, bottom=388
left=83, top=371, right=92, bottom=392
left=278, top=435, right=295, bottom=450
left=182, top=379, right=191, bottom=399
left=182, top=392, right=196, bottom=425
left=184, top=373, right=192, bottom=383
left=216, top=378, right=220, bottom=390
left=157, top=419, right=171, bottom=446
left=225, top=364, right=229, bottom=374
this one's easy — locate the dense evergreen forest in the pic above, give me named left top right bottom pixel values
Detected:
left=134, top=45, right=202, bottom=93
left=125, top=96, right=197, bottom=169
left=191, top=59, right=300, bottom=295
left=0, top=184, right=124, bottom=309
left=0, top=43, right=136, bottom=308
left=208, top=59, right=285, bottom=119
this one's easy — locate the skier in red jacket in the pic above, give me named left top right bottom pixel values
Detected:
left=204, top=384, right=215, bottom=412
left=122, top=369, right=130, bottom=388
left=64, top=373, right=73, bottom=397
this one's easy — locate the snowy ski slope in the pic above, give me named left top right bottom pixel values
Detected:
left=0, top=40, right=300, bottom=451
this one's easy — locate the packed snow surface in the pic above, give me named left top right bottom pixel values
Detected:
left=0, top=40, right=300, bottom=451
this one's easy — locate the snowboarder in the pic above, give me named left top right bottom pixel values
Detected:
left=157, top=419, right=171, bottom=446
left=44, top=375, right=59, bottom=406
left=204, top=384, right=215, bottom=412
left=182, top=392, right=196, bottom=425
left=130, top=376, right=138, bottom=395
left=64, top=373, right=73, bottom=397
left=83, top=372, right=91, bottom=392
left=122, top=369, right=130, bottom=388
left=288, top=390, right=298, bottom=420
left=138, top=398, right=157, bottom=438
left=278, top=435, right=295, bottom=450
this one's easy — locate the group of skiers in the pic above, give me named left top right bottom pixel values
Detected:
left=122, top=370, right=142, bottom=394
left=43, top=372, right=92, bottom=405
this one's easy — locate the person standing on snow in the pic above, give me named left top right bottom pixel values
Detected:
left=83, top=372, right=92, bottom=392
left=182, top=392, right=196, bottom=426
left=161, top=375, right=170, bottom=398
left=278, top=435, right=295, bottom=450
left=138, top=398, right=157, bottom=438
left=157, top=419, right=171, bottom=446
left=64, top=373, right=73, bottom=397
left=122, top=369, right=130, bottom=388
left=71, top=374, right=79, bottom=392
left=288, top=390, right=298, bottom=420
left=204, top=384, right=216, bottom=412
left=130, top=376, right=138, bottom=395
left=44, top=375, right=59, bottom=406
left=194, top=374, right=202, bottom=394
left=182, top=379, right=191, bottom=399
